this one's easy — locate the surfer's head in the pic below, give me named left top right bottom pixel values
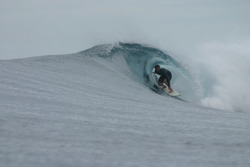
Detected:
left=155, top=65, right=160, bottom=71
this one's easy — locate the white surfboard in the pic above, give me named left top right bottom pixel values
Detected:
left=163, top=88, right=180, bottom=96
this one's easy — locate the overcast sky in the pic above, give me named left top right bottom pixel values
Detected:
left=0, top=0, right=250, bottom=60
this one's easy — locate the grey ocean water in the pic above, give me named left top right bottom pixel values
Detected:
left=0, top=43, right=250, bottom=167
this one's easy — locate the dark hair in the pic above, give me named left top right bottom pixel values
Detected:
left=155, top=65, right=160, bottom=69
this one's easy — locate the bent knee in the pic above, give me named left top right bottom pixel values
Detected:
left=158, top=82, right=163, bottom=86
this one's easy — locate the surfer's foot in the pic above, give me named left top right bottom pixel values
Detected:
left=168, top=87, right=174, bottom=93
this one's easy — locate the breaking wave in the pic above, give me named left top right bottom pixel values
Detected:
left=77, top=41, right=250, bottom=112
left=78, top=42, right=200, bottom=102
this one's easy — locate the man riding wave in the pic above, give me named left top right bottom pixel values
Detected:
left=154, top=65, right=174, bottom=93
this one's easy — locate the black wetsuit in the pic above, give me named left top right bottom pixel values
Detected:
left=154, top=68, right=172, bottom=87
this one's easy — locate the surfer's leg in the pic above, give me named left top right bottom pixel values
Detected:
left=163, top=79, right=169, bottom=87
left=158, top=81, right=166, bottom=89
left=163, top=79, right=173, bottom=93
left=158, top=76, right=166, bottom=88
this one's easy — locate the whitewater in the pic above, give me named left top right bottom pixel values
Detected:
left=0, top=43, right=250, bottom=167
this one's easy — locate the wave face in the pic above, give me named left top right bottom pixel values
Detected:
left=1, top=42, right=250, bottom=167
left=82, top=43, right=199, bottom=102
left=78, top=42, right=250, bottom=112
left=2, top=42, right=247, bottom=111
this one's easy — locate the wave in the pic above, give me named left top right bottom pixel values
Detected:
left=78, top=42, right=200, bottom=102
left=4, top=41, right=249, bottom=112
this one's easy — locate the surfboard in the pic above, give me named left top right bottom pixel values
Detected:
left=163, top=87, right=180, bottom=96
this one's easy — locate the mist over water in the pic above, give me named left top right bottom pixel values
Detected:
left=188, top=39, right=250, bottom=112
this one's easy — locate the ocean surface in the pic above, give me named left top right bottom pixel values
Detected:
left=1, top=43, right=250, bottom=167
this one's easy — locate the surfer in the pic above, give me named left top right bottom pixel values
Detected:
left=154, top=65, right=174, bottom=93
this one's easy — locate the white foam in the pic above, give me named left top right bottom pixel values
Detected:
left=193, top=39, right=250, bottom=112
